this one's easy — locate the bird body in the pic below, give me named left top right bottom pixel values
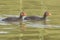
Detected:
left=24, top=16, right=45, bottom=21
left=24, top=11, right=51, bottom=21
left=2, top=11, right=26, bottom=22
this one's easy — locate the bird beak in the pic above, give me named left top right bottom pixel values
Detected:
left=49, top=13, right=51, bottom=16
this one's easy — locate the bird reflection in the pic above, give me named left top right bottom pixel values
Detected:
left=20, top=21, right=26, bottom=31
left=43, top=20, right=47, bottom=25
left=19, top=20, right=47, bottom=31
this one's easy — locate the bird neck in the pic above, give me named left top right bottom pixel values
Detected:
left=19, top=15, right=23, bottom=19
left=19, top=15, right=26, bottom=20
left=43, top=14, right=47, bottom=20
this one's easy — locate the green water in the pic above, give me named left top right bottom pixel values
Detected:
left=0, top=0, right=60, bottom=40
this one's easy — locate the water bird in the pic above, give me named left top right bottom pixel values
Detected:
left=24, top=11, right=51, bottom=21
left=2, top=11, right=26, bottom=22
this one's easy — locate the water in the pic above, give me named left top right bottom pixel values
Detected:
left=23, top=21, right=60, bottom=28
left=0, top=17, right=11, bottom=25
left=2, top=28, right=14, bottom=29
left=0, top=31, right=9, bottom=34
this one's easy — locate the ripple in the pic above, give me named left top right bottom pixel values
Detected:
left=2, top=28, right=14, bottom=29
left=0, top=31, right=8, bottom=34
left=27, top=24, right=60, bottom=28
left=26, top=22, right=60, bottom=28
left=0, top=17, right=11, bottom=25
left=3, top=14, right=19, bottom=17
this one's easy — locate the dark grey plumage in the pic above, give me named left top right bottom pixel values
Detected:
left=24, top=11, right=50, bottom=21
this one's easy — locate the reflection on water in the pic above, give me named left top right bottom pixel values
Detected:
left=0, top=31, right=8, bottom=34
left=0, top=17, right=11, bottom=25
left=2, top=28, right=14, bottom=29
left=19, top=21, right=60, bottom=29
left=19, top=21, right=27, bottom=31
left=2, top=14, right=19, bottom=17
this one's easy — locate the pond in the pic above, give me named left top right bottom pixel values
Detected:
left=0, top=15, right=60, bottom=40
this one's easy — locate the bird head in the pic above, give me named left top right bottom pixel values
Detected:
left=44, top=11, right=51, bottom=16
left=20, top=11, right=27, bottom=16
